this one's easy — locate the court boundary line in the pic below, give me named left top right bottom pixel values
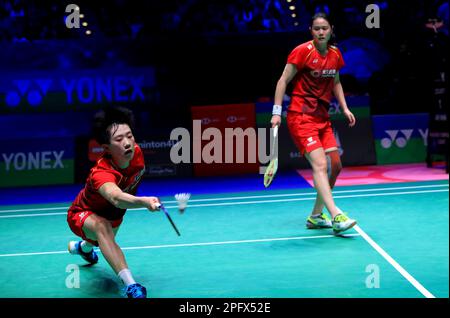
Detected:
left=0, top=188, right=448, bottom=218
left=0, top=233, right=360, bottom=257
left=0, top=184, right=448, bottom=215
left=354, top=225, right=436, bottom=298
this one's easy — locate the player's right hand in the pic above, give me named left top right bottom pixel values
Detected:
left=270, top=115, right=281, bottom=128
left=145, top=196, right=161, bottom=212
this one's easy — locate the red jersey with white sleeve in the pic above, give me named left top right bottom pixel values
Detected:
left=69, top=144, right=146, bottom=221
left=287, top=40, right=345, bottom=119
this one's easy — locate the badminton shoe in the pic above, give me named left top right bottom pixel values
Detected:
left=68, top=241, right=99, bottom=264
left=306, top=213, right=332, bottom=229
left=126, top=283, right=147, bottom=298
left=332, top=213, right=357, bottom=234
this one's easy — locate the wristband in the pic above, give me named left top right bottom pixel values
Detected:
left=272, top=104, right=282, bottom=116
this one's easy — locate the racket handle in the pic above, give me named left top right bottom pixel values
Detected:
left=273, top=125, right=278, bottom=138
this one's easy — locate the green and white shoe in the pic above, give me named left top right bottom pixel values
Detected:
left=332, top=213, right=357, bottom=234
left=306, top=213, right=332, bottom=229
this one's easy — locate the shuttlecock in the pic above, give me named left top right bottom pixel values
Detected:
left=175, top=193, right=191, bottom=213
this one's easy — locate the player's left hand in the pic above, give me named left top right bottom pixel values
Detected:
left=343, top=109, right=356, bottom=127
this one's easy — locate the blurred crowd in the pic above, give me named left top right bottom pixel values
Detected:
left=0, top=0, right=292, bottom=41
left=1, top=0, right=448, bottom=41
left=0, top=0, right=447, bottom=117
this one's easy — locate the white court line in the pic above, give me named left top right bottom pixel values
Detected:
left=0, top=206, right=70, bottom=214
left=0, top=212, right=68, bottom=218
left=0, top=233, right=360, bottom=257
left=354, top=225, right=435, bottom=298
left=157, top=183, right=450, bottom=203
left=0, top=189, right=448, bottom=219
left=0, top=183, right=448, bottom=214
left=155, top=189, right=449, bottom=210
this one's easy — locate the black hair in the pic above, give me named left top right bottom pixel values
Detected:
left=92, top=106, right=135, bottom=145
left=311, top=12, right=333, bottom=27
left=310, top=12, right=337, bottom=46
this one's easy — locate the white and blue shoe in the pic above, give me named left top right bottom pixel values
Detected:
left=68, top=241, right=99, bottom=264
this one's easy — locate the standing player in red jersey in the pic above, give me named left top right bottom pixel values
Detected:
left=67, top=107, right=160, bottom=298
left=270, top=12, right=357, bottom=234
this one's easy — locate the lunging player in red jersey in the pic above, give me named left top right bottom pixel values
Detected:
left=67, top=107, right=159, bottom=298
left=270, top=12, right=357, bottom=234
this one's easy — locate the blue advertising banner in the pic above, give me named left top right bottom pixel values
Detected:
left=0, top=67, right=156, bottom=113
left=371, top=113, right=429, bottom=164
left=0, top=137, right=75, bottom=187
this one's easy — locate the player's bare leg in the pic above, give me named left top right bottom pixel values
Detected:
left=311, top=149, right=342, bottom=215
left=82, top=214, right=128, bottom=274
left=82, top=214, right=146, bottom=297
left=305, top=148, right=341, bottom=219
left=305, top=148, right=356, bottom=233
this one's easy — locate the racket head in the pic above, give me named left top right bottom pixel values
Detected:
left=263, top=157, right=278, bottom=188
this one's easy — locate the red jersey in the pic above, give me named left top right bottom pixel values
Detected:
left=287, top=40, right=345, bottom=118
left=69, top=144, right=146, bottom=221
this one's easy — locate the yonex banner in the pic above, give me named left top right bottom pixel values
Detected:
left=0, top=137, right=75, bottom=187
left=0, top=67, right=156, bottom=113
left=371, top=113, right=429, bottom=164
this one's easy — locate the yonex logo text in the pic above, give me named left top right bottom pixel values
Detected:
left=3, top=76, right=146, bottom=108
left=1, top=151, right=65, bottom=171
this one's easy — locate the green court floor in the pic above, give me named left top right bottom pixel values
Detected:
left=0, top=180, right=448, bottom=298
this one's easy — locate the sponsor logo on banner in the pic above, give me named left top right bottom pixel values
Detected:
left=146, top=164, right=177, bottom=177
left=139, top=140, right=177, bottom=150
left=201, top=117, right=221, bottom=125
left=226, top=115, right=247, bottom=123
left=1, top=68, right=156, bottom=112
left=4, top=79, right=52, bottom=107
left=1, top=151, right=65, bottom=171
left=380, top=129, right=428, bottom=148
left=88, top=139, right=103, bottom=162
left=0, top=138, right=74, bottom=187
left=372, top=114, right=429, bottom=164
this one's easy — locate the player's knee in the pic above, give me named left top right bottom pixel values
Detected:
left=312, top=159, right=328, bottom=174
left=94, top=218, right=114, bottom=237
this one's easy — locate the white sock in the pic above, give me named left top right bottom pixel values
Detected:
left=118, top=268, right=136, bottom=286
left=80, top=241, right=93, bottom=253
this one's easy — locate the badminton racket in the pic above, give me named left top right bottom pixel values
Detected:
left=155, top=202, right=181, bottom=236
left=264, top=125, right=279, bottom=188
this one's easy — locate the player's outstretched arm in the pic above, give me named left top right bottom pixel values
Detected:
left=99, top=182, right=160, bottom=212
